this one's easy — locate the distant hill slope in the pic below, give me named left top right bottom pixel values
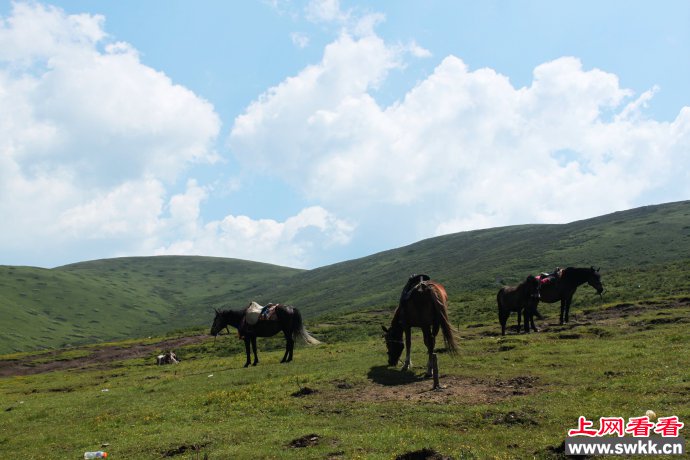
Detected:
left=0, top=257, right=301, bottom=353
left=259, top=200, right=690, bottom=317
left=1, top=201, right=688, bottom=353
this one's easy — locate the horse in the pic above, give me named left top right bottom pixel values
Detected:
left=538, top=266, right=604, bottom=324
left=210, top=303, right=320, bottom=367
left=381, top=279, right=458, bottom=377
left=497, top=275, right=541, bottom=336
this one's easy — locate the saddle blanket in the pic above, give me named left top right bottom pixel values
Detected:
left=245, top=301, right=278, bottom=325
left=537, top=268, right=562, bottom=285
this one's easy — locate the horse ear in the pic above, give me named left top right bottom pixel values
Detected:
left=381, top=325, right=388, bottom=333
left=596, top=267, right=600, bottom=272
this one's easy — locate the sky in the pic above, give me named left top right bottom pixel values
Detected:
left=1, top=0, right=689, bottom=269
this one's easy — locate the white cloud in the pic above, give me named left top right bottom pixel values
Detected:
left=305, top=0, right=349, bottom=24
left=291, top=32, right=310, bottom=48
left=229, top=31, right=690, bottom=242
left=0, top=3, right=357, bottom=268
left=155, top=204, right=354, bottom=268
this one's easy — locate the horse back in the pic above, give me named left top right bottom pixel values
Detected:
left=427, top=281, right=448, bottom=305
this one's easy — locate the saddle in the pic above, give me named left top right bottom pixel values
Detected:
left=400, top=273, right=431, bottom=302
left=244, top=301, right=278, bottom=326
left=537, top=267, right=563, bottom=285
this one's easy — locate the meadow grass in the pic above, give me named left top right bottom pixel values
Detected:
left=1, top=297, right=688, bottom=459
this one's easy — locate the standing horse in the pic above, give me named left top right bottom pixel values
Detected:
left=497, top=275, right=541, bottom=335
left=538, top=266, right=604, bottom=324
left=382, top=279, right=458, bottom=377
left=210, top=304, right=320, bottom=367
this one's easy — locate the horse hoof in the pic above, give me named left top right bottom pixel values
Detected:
left=252, top=362, right=258, bottom=366
left=244, top=363, right=250, bottom=368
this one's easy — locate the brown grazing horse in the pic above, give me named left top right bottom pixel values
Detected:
left=382, top=279, right=458, bottom=377
left=497, top=275, right=541, bottom=335
left=210, top=304, right=320, bottom=367
left=538, top=266, right=604, bottom=324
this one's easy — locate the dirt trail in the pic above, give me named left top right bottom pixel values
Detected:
left=0, top=335, right=208, bottom=377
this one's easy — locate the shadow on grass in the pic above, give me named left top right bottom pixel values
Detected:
left=367, top=365, right=425, bottom=386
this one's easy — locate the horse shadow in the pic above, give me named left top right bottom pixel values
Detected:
left=367, top=365, right=426, bottom=386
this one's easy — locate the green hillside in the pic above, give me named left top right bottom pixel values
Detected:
left=1, top=201, right=689, bottom=353
left=262, top=200, right=690, bottom=319
left=0, top=257, right=301, bottom=353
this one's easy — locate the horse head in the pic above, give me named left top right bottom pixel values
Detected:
left=588, top=266, right=604, bottom=296
left=210, top=308, right=225, bottom=336
left=525, top=274, right=541, bottom=300
left=381, top=325, right=404, bottom=366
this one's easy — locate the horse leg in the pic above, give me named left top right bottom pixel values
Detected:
left=251, top=336, right=259, bottom=366
left=559, top=299, right=566, bottom=325
left=565, top=295, right=573, bottom=324
left=401, top=327, right=412, bottom=371
left=422, top=326, right=435, bottom=378
left=499, top=308, right=509, bottom=336
left=243, top=338, right=251, bottom=368
left=530, top=306, right=539, bottom=332
left=280, top=329, right=290, bottom=363
left=523, top=307, right=531, bottom=334
left=286, top=333, right=294, bottom=363
left=517, top=309, right=523, bottom=333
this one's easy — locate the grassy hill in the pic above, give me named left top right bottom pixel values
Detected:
left=262, top=200, right=690, bottom=319
left=1, top=200, right=688, bottom=353
left=0, top=257, right=301, bottom=353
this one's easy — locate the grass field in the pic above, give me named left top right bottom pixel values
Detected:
left=1, top=201, right=689, bottom=458
left=1, top=295, right=688, bottom=459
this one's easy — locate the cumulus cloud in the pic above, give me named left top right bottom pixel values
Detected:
left=229, top=31, right=690, bottom=241
left=155, top=200, right=355, bottom=268
left=0, top=3, right=219, bottom=259
left=0, top=2, right=352, bottom=267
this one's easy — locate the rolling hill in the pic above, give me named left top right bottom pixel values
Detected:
left=263, top=200, right=690, bottom=317
left=1, top=200, right=688, bottom=353
left=0, top=257, right=301, bottom=353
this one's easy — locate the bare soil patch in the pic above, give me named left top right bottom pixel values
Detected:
left=351, top=371, right=541, bottom=404
left=0, top=335, right=208, bottom=377
left=395, top=448, right=453, bottom=460
left=288, top=433, right=320, bottom=448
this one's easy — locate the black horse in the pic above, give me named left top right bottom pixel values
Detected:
left=210, top=304, right=320, bottom=367
left=497, top=274, right=541, bottom=335
left=538, top=266, right=604, bottom=324
left=382, top=279, right=458, bottom=377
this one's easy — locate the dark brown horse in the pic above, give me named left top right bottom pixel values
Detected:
left=210, top=304, right=320, bottom=367
left=382, top=279, right=458, bottom=377
left=538, top=266, right=604, bottom=324
left=497, top=274, right=541, bottom=335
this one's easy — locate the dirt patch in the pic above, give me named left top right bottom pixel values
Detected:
left=161, top=443, right=209, bottom=458
left=484, top=409, right=539, bottom=426
left=289, top=434, right=320, bottom=448
left=395, top=448, right=453, bottom=460
left=352, top=371, right=541, bottom=404
left=291, top=387, right=318, bottom=397
left=332, top=379, right=354, bottom=389
left=520, top=298, right=690, bottom=335
left=0, top=335, right=208, bottom=377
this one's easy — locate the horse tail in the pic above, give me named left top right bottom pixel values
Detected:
left=292, top=307, right=321, bottom=345
left=429, top=282, right=458, bottom=354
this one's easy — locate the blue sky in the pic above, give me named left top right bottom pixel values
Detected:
left=1, top=0, right=689, bottom=269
